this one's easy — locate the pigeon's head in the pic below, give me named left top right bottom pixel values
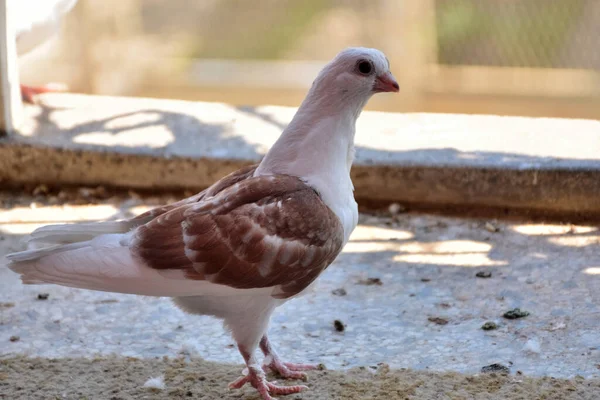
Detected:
left=320, top=47, right=399, bottom=98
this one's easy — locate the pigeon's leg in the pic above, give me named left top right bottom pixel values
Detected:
left=260, top=334, right=321, bottom=380
left=20, top=83, right=67, bottom=104
left=228, top=346, right=308, bottom=400
left=226, top=304, right=308, bottom=399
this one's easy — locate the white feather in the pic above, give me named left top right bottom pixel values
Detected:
left=28, top=220, right=132, bottom=245
left=143, top=375, right=165, bottom=390
left=8, top=233, right=272, bottom=297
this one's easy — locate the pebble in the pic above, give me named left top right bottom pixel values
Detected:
left=32, top=184, right=49, bottom=196
left=503, top=308, right=530, bottom=319
left=357, top=278, right=382, bottom=286
left=481, top=321, right=498, bottom=331
left=484, top=222, right=500, bottom=233
left=388, top=203, right=405, bottom=215
left=331, top=288, right=347, bottom=296
left=481, top=363, right=510, bottom=374
left=428, top=317, right=449, bottom=326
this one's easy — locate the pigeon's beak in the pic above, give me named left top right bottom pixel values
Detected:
left=373, top=72, right=400, bottom=93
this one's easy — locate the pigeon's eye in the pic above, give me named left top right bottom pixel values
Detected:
left=356, top=60, right=373, bottom=75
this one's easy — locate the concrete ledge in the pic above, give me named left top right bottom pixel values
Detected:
left=1, top=93, right=600, bottom=215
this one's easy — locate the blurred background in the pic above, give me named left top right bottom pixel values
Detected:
left=19, top=0, right=600, bottom=119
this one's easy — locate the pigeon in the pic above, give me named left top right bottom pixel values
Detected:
left=9, top=0, right=78, bottom=102
left=6, top=47, right=399, bottom=399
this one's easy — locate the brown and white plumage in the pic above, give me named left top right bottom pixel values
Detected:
left=6, top=47, right=399, bottom=399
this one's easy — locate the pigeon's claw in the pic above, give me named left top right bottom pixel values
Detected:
left=282, top=361, right=321, bottom=371
left=263, top=358, right=320, bottom=381
left=259, top=334, right=321, bottom=381
left=229, top=365, right=308, bottom=400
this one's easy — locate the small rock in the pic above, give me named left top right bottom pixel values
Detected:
left=9, top=335, right=20, bottom=342
left=331, top=288, right=347, bottom=296
left=481, top=321, right=498, bottom=331
left=333, top=320, right=345, bottom=332
left=481, top=363, right=510, bottom=374
left=421, top=278, right=431, bottom=282
left=484, top=222, right=500, bottom=233
left=0, top=302, right=15, bottom=308
left=428, top=317, right=449, bottom=325
left=57, top=190, right=69, bottom=201
left=94, top=186, right=109, bottom=199
left=376, top=362, right=390, bottom=374
left=475, top=271, right=492, bottom=278
left=47, top=196, right=59, bottom=205
left=357, top=277, right=382, bottom=286
left=37, top=293, right=49, bottom=300
left=388, top=203, right=405, bottom=215
left=32, top=184, right=49, bottom=196
left=94, top=299, right=119, bottom=304
left=503, top=308, right=530, bottom=319
left=525, top=278, right=535, bottom=284
left=78, top=187, right=95, bottom=199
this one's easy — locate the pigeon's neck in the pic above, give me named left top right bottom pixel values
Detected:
left=256, top=85, right=367, bottom=185
left=256, top=86, right=366, bottom=241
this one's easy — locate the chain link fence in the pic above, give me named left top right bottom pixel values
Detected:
left=19, top=0, right=600, bottom=118
left=435, top=0, right=600, bottom=70
left=137, top=0, right=600, bottom=70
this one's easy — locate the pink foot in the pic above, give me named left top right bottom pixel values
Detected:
left=229, top=365, right=308, bottom=400
left=263, top=357, right=321, bottom=380
left=260, top=335, right=322, bottom=381
left=20, top=83, right=67, bottom=104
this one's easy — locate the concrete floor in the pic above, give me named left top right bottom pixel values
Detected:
left=1, top=192, right=599, bottom=379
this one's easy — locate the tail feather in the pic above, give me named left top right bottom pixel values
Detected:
left=28, top=221, right=131, bottom=245
left=7, top=241, right=89, bottom=262
left=5, top=233, right=257, bottom=297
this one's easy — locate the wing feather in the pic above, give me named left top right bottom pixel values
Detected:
left=131, top=175, right=343, bottom=299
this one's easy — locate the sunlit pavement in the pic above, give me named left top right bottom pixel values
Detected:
left=1, top=194, right=599, bottom=378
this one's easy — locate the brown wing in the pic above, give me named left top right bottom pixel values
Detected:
left=130, top=174, right=344, bottom=299
left=129, top=164, right=258, bottom=225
